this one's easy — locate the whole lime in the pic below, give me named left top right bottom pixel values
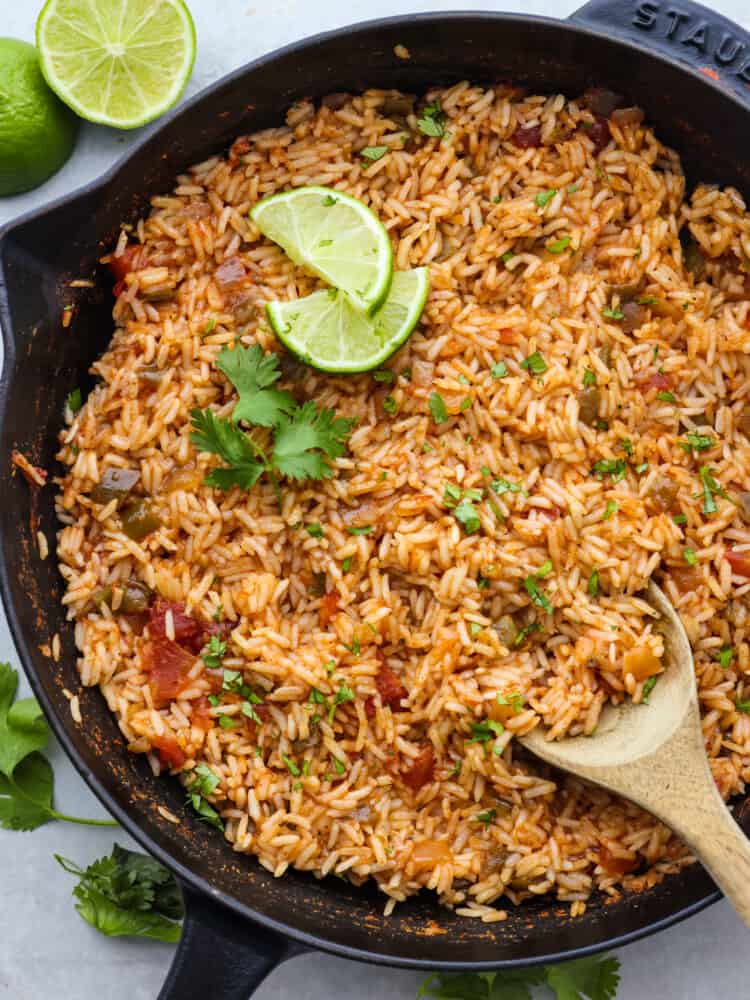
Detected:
left=0, top=37, right=78, bottom=197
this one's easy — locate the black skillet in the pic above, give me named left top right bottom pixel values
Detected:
left=2, top=2, right=750, bottom=997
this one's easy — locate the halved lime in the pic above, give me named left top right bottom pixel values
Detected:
left=267, top=267, right=430, bottom=374
left=251, top=186, right=393, bottom=315
left=36, top=0, right=196, bottom=130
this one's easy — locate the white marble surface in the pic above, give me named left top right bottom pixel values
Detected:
left=1, top=0, right=749, bottom=996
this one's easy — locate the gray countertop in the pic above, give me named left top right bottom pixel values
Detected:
left=1, top=0, right=747, bottom=996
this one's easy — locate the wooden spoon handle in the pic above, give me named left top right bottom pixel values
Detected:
left=663, top=779, right=750, bottom=927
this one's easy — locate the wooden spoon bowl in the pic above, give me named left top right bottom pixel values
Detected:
left=520, top=581, right=750, bottom=925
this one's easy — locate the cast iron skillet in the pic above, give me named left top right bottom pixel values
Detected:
left=3, top=2, right=750, bottom=996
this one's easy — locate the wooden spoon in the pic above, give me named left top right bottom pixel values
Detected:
left=520, top=580, right=750, bottom=925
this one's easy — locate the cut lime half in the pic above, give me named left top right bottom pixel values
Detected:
left=251, top=186, right=393, bottom=315
left=36, top=0, right=196, bottom=130
left=267, top=267, right=430, bottom=374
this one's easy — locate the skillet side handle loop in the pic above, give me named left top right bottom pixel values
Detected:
left=569, top=0, right=750, bottom=110
left=158, top=885, right=302, bottom=1000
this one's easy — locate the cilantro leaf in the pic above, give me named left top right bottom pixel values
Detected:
left=524, top=574, right=553, bottom=613
left=190, top=408, right=265, bottom=490
left=418, top=968, right=546, bottom=1000
left=216, top=343, right=295, bottom=428
left=417, top=99, right=446, bottom=138
left=0, top=664, right=48, bottom=776
left=520, top=351, right=548, bottom=375
left=545, top=955, right=621, bottom=1000
left=0, top=663, right=116, bottom=831
left=429, top=392, right=448, bottom=424
left=698, top=465, right=727, bottom=515
left=0, top=752, right=54, bottom=831
left=362, top=145, right=389, bottom=163
left=56, top=844, right=184, bottom=942
left=272, top=401, right=353, bottom=480
left=453, top=498, right=481, bottom=534
left=591, top=459, right=627, bottom=483
left=680, top=432, right=713, bottom=453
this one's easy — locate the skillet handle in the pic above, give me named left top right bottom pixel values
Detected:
left=569, top=0, right=750, bottom=109
left=158, top=884, right=305, bottom=1000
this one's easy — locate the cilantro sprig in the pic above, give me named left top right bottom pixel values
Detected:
left=0, top=662, right=117, bottom=831
left=417, top=954, right=621, bottom=1000
left=191, top=344, right=353, bottom=494
left=56, top=844, right=184, bottom=943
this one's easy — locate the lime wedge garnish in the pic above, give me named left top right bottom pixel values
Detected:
left=36, top=0, right=196, bottom=130
left=266, top=268, right=430, bottom=374
left=251, top=186, right=393, bottom=315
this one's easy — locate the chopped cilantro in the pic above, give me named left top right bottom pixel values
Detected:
left=642, top=676, right=658, bottom=703
left=306, top=522, right=324, bottom=538
left=716, top=646, right=734, bottom=669
left=66, top=388, right=82, bottom=413
left=547, top=236, right=572, bottom=254
left=201, top=635, right=227, bottom=669
left=453, top=498, right=481, bottom=534
left=583, top=368, right=597, bottom=388
left=361, top=145, right=388, bottom=163
left=469, top=720, right=504, bottom=744
left=417, top=99, right=446, bottom=138
left=491, top=361, right=508, bottom=379
left=680, top=432, right=714, bottom=453
left=475, top=809, right=497, bottom=825
left=282, top=754, right=300, bottom=776
left=684, top=548, right=697, bottom=566
left=587, top=569, right=599, bottom=598
left=513, top=621, right=542, bottom=646
left=603, top=500, right=618, bottom=521
left=592, top=458, right=627, bottom=483
left=699, top=466, right=727, bottom=515
left=535, top=188, right=556, bottom=209
left=520, top=351, right=548, bottom=375
left=429, top=392, right=448, bottom=424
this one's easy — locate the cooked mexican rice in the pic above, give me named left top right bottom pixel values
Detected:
left=56, top=83, right=750, bottom=920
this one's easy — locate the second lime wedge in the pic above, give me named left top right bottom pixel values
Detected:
left=251, top=186, right=393, bottom=315
left=267, top=268, right=430, bottom=374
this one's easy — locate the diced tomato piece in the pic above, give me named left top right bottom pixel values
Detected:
left=191, top=696, right=215, bottom=731
left=320, top=589, right=340, bottom=628
left=401, top=746, right=435, bottom=790
left=511, top=124, right=542, bottom=148
left=726, top=549, right=750, bottom=578
left=599, top=844, right=639, bottom=876
left=142, top=637, right=196, bottom=706
left=153, top=733, right=186, bottom=769
left=149, top=599, right=206, bottom=654
left=375, top=665, right=408, bottom=710
left=107, top=244, right=142, bottom=283
left=364, top=696, right=376, bottom=718
left=636, top=371, right=672, bottom=393
left=498, top=328, right=516, bottom=344
left=588, top=116, right=611, bottom=153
